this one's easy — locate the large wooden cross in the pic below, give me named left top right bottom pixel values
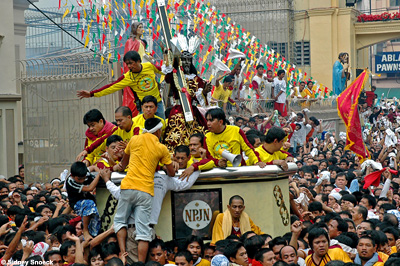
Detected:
left=157, top=0, right=194, bottom=122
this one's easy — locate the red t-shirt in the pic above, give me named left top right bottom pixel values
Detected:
left=365, top=91, right=375, bottom=107
left=287, top=123, right=296, bottom=142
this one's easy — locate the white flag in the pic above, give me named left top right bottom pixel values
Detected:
left=227, top=48, right=246, bottom=60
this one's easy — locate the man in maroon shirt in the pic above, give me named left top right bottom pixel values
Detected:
left=365, top=86, right=377, bottom=107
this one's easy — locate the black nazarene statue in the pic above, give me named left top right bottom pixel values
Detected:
left=163, top=49, right=209, bottom=152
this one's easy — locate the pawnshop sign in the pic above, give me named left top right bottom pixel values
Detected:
left=375, top=52, right=400, bottom=73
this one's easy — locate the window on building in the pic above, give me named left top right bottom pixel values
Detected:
left=375, top=43, right=384, bottom=56
left=294, top=41, right=310, bottom=66
left=390, top=0, right=400, bottom=6
left=268, top=42, right=287, bottom=59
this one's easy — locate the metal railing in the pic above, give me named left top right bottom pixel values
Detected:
left=218, top=97, right=336, bottom=116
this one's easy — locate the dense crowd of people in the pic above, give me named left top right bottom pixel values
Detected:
left=3, top=90, right=400, bottom=266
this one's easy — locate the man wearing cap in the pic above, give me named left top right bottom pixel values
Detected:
left=50, top=178, right=61, bottom=189
left=113, top=118, right=178, bottom=263
left=328, top=189, right=342, bottom=209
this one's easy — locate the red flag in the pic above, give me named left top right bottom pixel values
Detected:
left=337, top=70, right=370, bottom=161
left=363, top=168, right=398, bottom=189
left=122, top=89, right=139, bottom=117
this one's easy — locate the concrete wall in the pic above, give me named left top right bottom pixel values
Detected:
left=0, top=0, right=19, bottom=177
left=0, top=0, right=32, bottom=178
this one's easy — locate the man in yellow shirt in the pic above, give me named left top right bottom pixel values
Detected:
left=132, top=95, right=166, bottom=136
left=79, top=106, right=135, bottom=168
left=212, top=74, right=234, bottom=114
left=203, top=108, right=266, bottom=168
left=77, top=109, right=117, bottom=166
left=305, top=228, right=352, bottom=266
left=180, top=133, right=215, bottom=179
left=91, top=135, right=124, bottom=171
left=113, top=118, right=178, bottom=263
left=149, top=239, right=176, bottom=265
left=185, top=236, right=211, bottom=266
left=77, top=51, right=166, bottom=119
left=253, top=127, right=293, bottom=170
left=114, top=106, right=135, bottom=142
left=211, top=195, right=263, bottom=245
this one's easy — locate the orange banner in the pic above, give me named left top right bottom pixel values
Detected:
left=337, top=70, right=370, bottom=160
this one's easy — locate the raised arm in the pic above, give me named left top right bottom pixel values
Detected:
left=78, top=75, right=130, bottom=99
left=90, top=227, right=115, bottom=249
left=216, top=73, right=229, bottom=87
left=81, top=171, right=102, bottom=192
left=3, top=216, right=28, bottom=262
left=230, top=58, right=242, bottom=75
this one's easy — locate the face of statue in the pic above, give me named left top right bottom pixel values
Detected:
left=340, top=53, right=349, bottom=64
left=181, top=56, right=192, bottom=74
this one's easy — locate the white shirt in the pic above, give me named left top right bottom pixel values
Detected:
left=196, top=88, right=212, bottom=108
left=151, top=171, right=200, bottom=224
left=290, top=122, right=311, bottom=146
left=232, top=74, right=243, bottom=100
left=272, top=77, right=287, bottom=103
left=252, top=75, right=271, bottom=99
left=105, top=171, right=200, bottom=225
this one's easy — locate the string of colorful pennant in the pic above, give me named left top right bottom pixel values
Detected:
left=59, top=0, right=333, bottom=98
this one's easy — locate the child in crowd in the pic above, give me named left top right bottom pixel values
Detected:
left=291, top=123, right=302, bottom=154
left=66, top=161, right=109, bottom=241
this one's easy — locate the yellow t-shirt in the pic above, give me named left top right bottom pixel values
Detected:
left=196, top=259, right=210, bottom=266
left=132, top=114, right=166, bottom=136
left=300, top=88, right=315, bottom=108
left=391, top=246, right=397, bottom=254
left=254, top=145, right=288, bottom=164
left=205, top=125, right=259, bottom=167
left=212, top=84, right=231, bottom=103
left=84, top=125, right=117, bottom=165
left=122, top=133, right=172, bottom=195
left=114, top=120, right=136, bottom=141
left=91, top=62, right=163, bottom=102
left=305, top=248, right=352, bottom=266
left=95, top=120, right=136, bottom=159
left=187, top=156, right=214, bottom=171
left=377, top=252, right=389, bottom=263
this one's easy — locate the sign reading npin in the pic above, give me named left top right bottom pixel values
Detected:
left=375, top=52, right=400, bottom=73
left=157, top=0, right=194, bottom=122
left=183, top=200, right=212, bottom=230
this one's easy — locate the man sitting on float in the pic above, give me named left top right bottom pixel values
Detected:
left=180, top=133, right=215, bottom=179
left=247, top=127, right=293, bottom=170
left=132, top=95, right=166, bottom=136
left=201, top=108, right=266, bottom=168
left=211, top=195, right=263, bottom=245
